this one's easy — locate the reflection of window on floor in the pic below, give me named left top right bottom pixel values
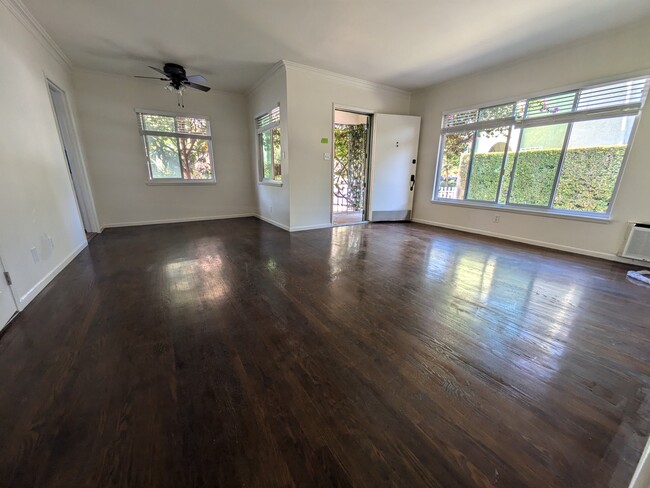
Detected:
left=434, top=76, right=648, bottom=216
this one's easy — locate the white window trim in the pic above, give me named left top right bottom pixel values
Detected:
left=255, top=104, right=282, bottom=184
left=432, top=75, right=649, bottom=220
left=136, top=109, right=216, bottom=185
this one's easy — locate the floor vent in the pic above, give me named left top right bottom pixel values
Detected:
left=621, top=223, right=650, bottom=262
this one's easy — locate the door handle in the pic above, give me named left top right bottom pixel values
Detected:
left=410, top=174, right=415, bottom=191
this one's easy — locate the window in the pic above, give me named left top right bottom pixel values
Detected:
left=137, top=111, right=214, bottom=183
left=434, top=77, right=648, bottom=217
left=256, top=106, right=282, bottom=182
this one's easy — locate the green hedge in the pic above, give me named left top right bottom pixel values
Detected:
left=458, top=146, right=625, bottom=212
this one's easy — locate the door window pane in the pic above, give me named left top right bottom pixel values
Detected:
left=437, top=131, right=474, bottom=200
left=553, top=116, right=634, bottom=213
left=509, top=124, right=568, bottom=206
left=466, top=127, right=511, bottom=202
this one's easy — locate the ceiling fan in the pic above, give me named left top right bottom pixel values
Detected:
left=135, top=63, right=211, bottom=107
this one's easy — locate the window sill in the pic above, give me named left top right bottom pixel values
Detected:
left=430, top=198, right=612, bottom=223
left=259, top=180, right=283, bottom=187
left=146, top=179, right=216, bottom=186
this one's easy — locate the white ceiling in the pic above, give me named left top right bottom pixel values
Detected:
left=22, top=0, right=650, bottom=92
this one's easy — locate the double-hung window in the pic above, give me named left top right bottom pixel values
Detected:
left=137, top=111, right=215, bottom=183
left=256, top=106, right=282, bottom=182
left=434, top=76, right=649, bottom=217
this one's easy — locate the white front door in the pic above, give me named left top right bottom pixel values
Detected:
left=367, top=114, right=421, bottom=221
left=0, top=257, right=17, bottom=329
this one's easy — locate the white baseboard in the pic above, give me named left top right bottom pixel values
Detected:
left=254, top=214, right=333, bottom=233
left=290, top=223, right=333, bottom=232
left=254, top=214, right=290, bottom=231
left=411, top=217, right=637, bottom=265
left=102, top=213, right=256, bottom=229
left=19, top=240, right=88, bottom=310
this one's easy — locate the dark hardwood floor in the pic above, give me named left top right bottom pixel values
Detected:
left=0, top=218, right=648, bottom=487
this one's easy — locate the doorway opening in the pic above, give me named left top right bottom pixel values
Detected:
left=332, top=109, right=371, bottom=225
left=47, top=80, right=98, bottom=240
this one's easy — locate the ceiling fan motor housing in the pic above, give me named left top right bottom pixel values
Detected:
left=164, top=63, right=187, bottom=89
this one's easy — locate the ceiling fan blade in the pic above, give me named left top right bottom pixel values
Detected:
left=186, top=75, right=207, bottom=83
left=184, top=81, right=211, bottom=92
left=134, top=76, right=167, bottom=80
left=148, top=66, right=168, bottom=77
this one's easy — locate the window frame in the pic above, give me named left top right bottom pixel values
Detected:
left=136, top=109, right=216, bottom=185
left=432, top=75, right=649, bottom=220
left=255, top=105, right=282, bottom=185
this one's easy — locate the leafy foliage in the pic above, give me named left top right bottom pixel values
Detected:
left=554, top=146, right=626, bottom=212
left=458, top=146, right=625, bottom=212
left=441, top=127, right=509, bottom=192
left=260, top=127, right=282, bottom=181
left=478, top=103, right=515, bottom=121
left=143, top=114, right=212, bottom=180
left=334, top=123, right=367, bottom=211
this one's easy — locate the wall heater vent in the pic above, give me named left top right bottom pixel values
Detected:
left=621, top=223, right=650, bottom=262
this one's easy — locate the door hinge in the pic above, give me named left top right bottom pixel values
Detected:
left=3, top=271, right=12, bottom=286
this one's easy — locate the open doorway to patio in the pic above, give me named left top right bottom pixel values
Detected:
left=332, top=109, right=371, bottom=225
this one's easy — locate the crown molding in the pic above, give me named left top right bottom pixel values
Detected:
left=281, top=60, right=410, bottom=96
left=246, top=61, right=286, bottom=96
left=1, top=0, right=72, bottom=70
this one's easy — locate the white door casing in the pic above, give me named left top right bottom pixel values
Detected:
left=47, top=80, right=100, bottom=233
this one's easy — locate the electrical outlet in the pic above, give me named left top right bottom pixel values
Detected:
left=30, top=247, right=39, bottom=263
left=323, top=153, right=331, bottom=161
left=493, top=215, right=501, bottom=223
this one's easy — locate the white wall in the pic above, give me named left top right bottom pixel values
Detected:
left=247, top=63, right=290, bottom=230
left=285, top=62, right=411, bottom=230
left=73, top=70, right=256, bottom=227
left=410, top=20, right=650, bottom=261
left=0, top=1, right=88, bottom=309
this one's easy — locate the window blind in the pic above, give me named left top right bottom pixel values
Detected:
left=138, top=113, right=211, bottom=137
left=442, top=76, right=648, bottom=133
left=255, top=106, right=281, bottom=132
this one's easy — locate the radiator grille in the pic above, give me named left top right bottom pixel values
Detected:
left=621, top=224, right=650, bottom=262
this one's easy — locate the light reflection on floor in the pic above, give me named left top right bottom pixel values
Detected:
left=164, top=255, right=229, bottom=305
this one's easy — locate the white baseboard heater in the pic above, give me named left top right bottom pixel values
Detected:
left=621, top=223, right=650, bottom=262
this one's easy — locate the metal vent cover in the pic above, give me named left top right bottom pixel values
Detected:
left=621, top=223, right=650, bottom=262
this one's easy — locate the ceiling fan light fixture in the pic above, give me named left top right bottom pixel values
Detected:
left=134, top=63, right=211, bottom=108
left=165, top=83, right=187, bottom=107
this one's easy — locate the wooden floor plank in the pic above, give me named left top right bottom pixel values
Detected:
left=0, top=217, right=648, bottom=487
